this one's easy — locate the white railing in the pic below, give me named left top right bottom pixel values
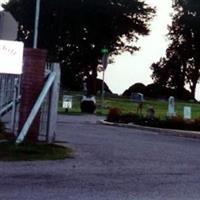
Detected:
left=0, top=74, right=21, bottom=116
left=0, top=63, right=60, bottom=144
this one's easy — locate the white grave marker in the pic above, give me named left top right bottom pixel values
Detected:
left=62, top=95, right=72, bottom=109
left=0, top=40, right=24, bottom=74
left=184, top=106, right=191, bottom=119
left=167, top=96, right=176, bottom=117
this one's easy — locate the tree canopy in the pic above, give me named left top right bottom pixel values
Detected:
left=151, top=0, right=200, bottom=99
left=4, top=0, right=155, bottom=93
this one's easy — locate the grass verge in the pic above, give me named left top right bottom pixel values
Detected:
left=0, top=141, right=73, bottom=161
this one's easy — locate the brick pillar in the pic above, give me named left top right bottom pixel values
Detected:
left=18, top=48, right=47, bottom=143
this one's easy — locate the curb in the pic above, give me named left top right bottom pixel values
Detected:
left=99, top=120, right=200, bottom=140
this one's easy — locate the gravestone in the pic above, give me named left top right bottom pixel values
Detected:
left=183, top=106, right=191, bottom=120
left=131, top=93, right=144, bottom=102
left=131, top=93, right=144, bottom=115
left=62, top=95, right=72, bottom=111
left=167, top=96, right=176, bottom=117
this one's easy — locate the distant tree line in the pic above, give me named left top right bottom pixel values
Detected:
left=123, top=82, right=192, bottom=100
left=3, top=0, right=154, bottom=95
left=151, top=0, right=200, bottom=100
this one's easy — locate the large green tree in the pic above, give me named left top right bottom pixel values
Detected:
left=4, top=0, right=154, bottom=94
left=151, top=0, right=200, bottom=99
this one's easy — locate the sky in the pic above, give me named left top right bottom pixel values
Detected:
left=99, top=0, right=174, bottom=95
left=1, top=0, right=199, bottom=99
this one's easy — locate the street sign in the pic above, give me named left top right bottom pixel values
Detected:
left=0, top=40, right=24, bottom=74
left=101, top=48, right=108, bottom=54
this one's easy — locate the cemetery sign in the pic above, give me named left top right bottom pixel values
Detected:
left=0, top=40, right=24, bottom=74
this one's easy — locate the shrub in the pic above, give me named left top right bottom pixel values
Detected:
left=107, top=107, right=122, bottom=122
left=162, top=116, right=187, bottom=130
left=106, top=108, right=200, bottom=131
left=119, top=112, right=141, bottom=123
left=80, top=100, right=96, bottom=113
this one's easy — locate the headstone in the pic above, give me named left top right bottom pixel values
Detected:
left=183, top=106, right=191, bottom=120
left=167, top=96, right=176, bottom=117
left=62, top=95, right=72, bottom=109
left=131, top=93, right=144, bottom=102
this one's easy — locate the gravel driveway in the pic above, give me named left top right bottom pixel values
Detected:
left=1, top=114, right=200, bottom=200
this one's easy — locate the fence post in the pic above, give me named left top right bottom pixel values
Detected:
left=46, top=63, right=60, bottom=143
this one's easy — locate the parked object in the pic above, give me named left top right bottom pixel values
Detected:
left=80, top=96, right=96, bottom=113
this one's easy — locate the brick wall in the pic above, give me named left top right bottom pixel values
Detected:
left=18, top=48, right=47, bottom=142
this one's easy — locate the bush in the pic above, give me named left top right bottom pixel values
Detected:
left=106, top=111, right=200, bottom=131
left=119, top=112, right=141, bottom=123
left=161, top=116, right=187, bottom=130
left=107, top=107, right=122, bottom=122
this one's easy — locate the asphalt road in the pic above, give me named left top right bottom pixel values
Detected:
left=1, top=114, right=200, bottom=200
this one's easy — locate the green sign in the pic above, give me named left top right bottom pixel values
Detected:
left=101, top=48, right=108, bottom=54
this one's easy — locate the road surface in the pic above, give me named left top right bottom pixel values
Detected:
left=0, top=114, right=200, bottom=200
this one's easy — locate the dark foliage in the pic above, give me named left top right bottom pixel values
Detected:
left=122, top=82, right=192, bottom=100
left=107, top=107, right=122, bottom=123
left=3, top=0, right=155, bottom=93
left=106, top=110, right=200, bottom=131
left=151, top=0, right=200, bottom=100
left=123, top=82, right=146, bottom=96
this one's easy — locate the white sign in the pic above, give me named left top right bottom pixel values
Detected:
left=184, top=106, right=191, bottom=120
left=62, top=95, right=72, bottom=109
left=0, top=40, right=24, bottom=74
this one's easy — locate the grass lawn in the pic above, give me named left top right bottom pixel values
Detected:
left=0, top=141, right=73, bottom=161
left=58, top=92, right=200, bottom=119
left=0, top=131, right=73, bottom=161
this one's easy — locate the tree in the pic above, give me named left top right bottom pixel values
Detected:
left=151, top=0, right=200, bottom=99
left=4, top=0, right=155, bottom=94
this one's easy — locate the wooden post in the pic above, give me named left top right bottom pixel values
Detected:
left=46, top=63, right=60, bottom=143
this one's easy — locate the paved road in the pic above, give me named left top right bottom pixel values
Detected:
left=1, top=114, right=200, bottom=200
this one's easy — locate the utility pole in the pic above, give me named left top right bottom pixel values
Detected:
left=33, top=0, right=41, bottom=48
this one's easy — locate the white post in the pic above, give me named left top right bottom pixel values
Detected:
left=46, top=63, right=60, bottom=143
left=33, top=0, right=41, bottom=48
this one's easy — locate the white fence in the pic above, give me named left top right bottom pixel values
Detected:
left=0, top=63, right=60, bottom=143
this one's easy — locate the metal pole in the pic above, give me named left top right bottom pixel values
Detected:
left=101, top=70, right=105, bottom=113
left=33, top=0, right=41, bottom=48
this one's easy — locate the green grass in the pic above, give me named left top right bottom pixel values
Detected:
left=0, top=141, right=73, bottom=161
left=58, top=93, right=200, bottom=119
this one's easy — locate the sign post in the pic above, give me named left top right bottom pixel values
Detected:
left=100, top=48, right=109, bottom=113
